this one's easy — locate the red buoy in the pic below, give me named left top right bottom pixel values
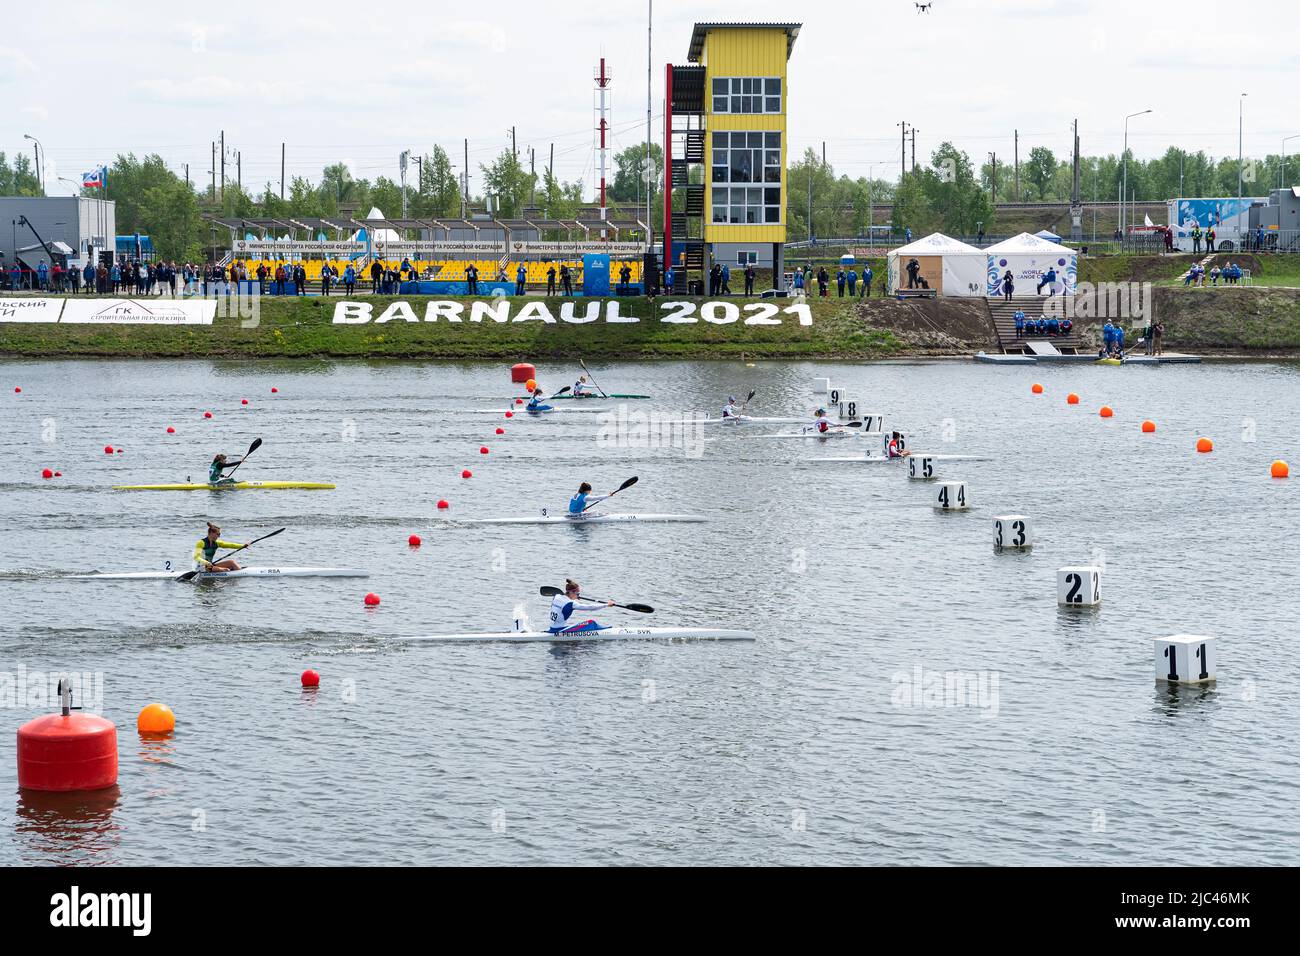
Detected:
left=17, top=707, right=118, bottom=792
left=461, top=469, right=472, bottom=479
left=364, top=592, right=381, bottom=606
left=166, top=426, right=175, bottom=434
left=241, top=398, right=249, bottom=406
left=54, top=471, right=62, bottom=477
left=42, top=468, right=53, bottom=479
left=480, top=446, right=489, bottom=455
left=496, top=427, right=504, bottom=435
left=514, top=398, right=524, bottom=406
left=203, top=411, right=213, bottom=419
left=103, top=445, right=114, bottom=455
left=271, top=387, right=279, bottom=393
left=511, top=362, right=537, bottom=384
left=437, top=499, right=450, bottom=510
left=115, top=448, right=123, bottom=454
left=408, top=534, right=422, bottom=546
left=301, top=669, right=320, bottom=688
left=504, top=411, right=513, bottom=419
left=14, top=386, right=21, bottom=393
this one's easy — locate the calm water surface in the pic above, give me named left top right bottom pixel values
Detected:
left=0, top=356, right=1297, bottom=865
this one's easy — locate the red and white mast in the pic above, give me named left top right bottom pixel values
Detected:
left=596, top=57, right=611, bottom=238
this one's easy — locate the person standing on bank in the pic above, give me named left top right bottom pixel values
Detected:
left=546, top=264, right=556, bottom=296
left=743, top=263, right=755, bottom=296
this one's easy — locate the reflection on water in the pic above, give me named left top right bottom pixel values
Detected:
left=14, top=786, right=123, bottom=865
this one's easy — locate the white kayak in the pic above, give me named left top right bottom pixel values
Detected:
left=72, top=566, right=369, bottom=580
left=659, top=416, right=824, bottom=426
left=396, top=626, right=755, bottom=644
left=809, top=453, right=989, bottom=463
left=747, top=429, right=883, bottom=440
left=447, top=512, right=706, bottom=525
left=468, top=407, right=607, bottom=415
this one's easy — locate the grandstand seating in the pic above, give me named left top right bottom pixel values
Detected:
left=229, top=258, right=643, bottom=288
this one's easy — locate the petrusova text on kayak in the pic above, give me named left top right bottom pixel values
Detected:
left=332, top=300, right=814, bottom=326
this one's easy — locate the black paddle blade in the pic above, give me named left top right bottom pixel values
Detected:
left=539, top=585, right=563, bottom=597
left=746, top=390, right=756, bottom=402
left=549, top=386, right=572, bottom=398
left=247, top=437, right=263, bottom=454
left=622, top=603, right=654, bottom=614
left=844, top=421, right=863, bottom=428
left=615, top=476, right=639, bottom=492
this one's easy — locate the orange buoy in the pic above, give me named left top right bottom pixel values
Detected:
left=1196, top=437, right=1213, bottom=453
left=137, top=703, right=175, bottom=735
left=511, top=363, right=536, bottom=384
left=408, top=534, right=421, bottom=546
left=1271, top=460, right=1289, bottom=478
left=436, top=499, right=449, bottom=510
left=17, top=705, right=118, bottom=792
left=301, top=669, right=320, bottom=688
left=1141, top=420, right=1156, bottom=433
left=364, top=592, right=381, bottom=606
left=1067, top=393, right=1079, bottom=405
left=1031, top=383, right=1044, bottom=394
left=461, top=469, right=472, bottom=479
left=1099, top=406, right=1114, bottom=418
left=525, top=378, right=537, bottom=392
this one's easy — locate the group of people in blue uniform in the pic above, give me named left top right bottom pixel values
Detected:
left=1013, top=309, right=1073, bottom=338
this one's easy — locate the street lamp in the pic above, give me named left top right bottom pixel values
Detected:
left=1283, top=134, right=1300, bottom=189
left=1121, top=110, right=1152, bottom=238
left=23, top=134, right=44, bottom=194
left=1238, top=93, right=1248, bottom=200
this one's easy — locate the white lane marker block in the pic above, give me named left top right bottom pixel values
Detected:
left=933, top=480, right=968, bottom=511
left=1057, top=566, right=1101, bottom=606
left=813, top=378, right=831, bottom=394
left=909, top=456, right=937, bottom=481
left=1155, top=634, right=1217, bottom=685
left=994, top=515, right=1033, bottom=550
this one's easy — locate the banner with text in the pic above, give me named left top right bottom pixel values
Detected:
left=0, top=298, right=64, bottom=323
left=60, top=299, right=217, bottom=325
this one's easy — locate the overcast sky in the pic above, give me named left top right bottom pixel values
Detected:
left=4, top=0, right=1297, bottom=202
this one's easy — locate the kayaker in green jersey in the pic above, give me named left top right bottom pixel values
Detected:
left=208, top=453, right=244, bottom=485
left=193, top=522, right=247, bottom=572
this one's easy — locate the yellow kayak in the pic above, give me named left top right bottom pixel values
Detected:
left=1095, top=358, right=1122, bottom=366
left=112, top=481, right=336, bottom=491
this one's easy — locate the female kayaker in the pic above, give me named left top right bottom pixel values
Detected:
left=547, top=579, right=614, bottom=634
left=721, top=395, right=743, bottom=420
left=208, top=453, right=244, bottom=485
left=808, top=408, right=832, bottom=434
left=193, top=522, right=247, bottom=572
left=573, top=375, right=597, bottom=398
left=568, top=482, right=609, bottom=515
left=525, top=388, right=553, bottom=415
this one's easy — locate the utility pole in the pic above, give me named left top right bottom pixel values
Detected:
left=646, top=0, right=654, bottom=250
left=549, top=143, right=554, bottom=178
left=988, top=152, right=997, bottom=204
left=281, top=143, right=285, bottom=200
left=237, top=151, right=241, bottom=193
left=1238, top=92, right=1247, bottom=200
left=822, top=141, right=826, bottom=167
left=1013, top=129, right=1019, bottom=200
left=530, top=147, right=536, bottom=207
left=1070, top=119, right=1082, bottom=242
left=910, top=128, right=918, bottom=171
left=898, top=121, right=908, bottom=181
left=185, top=164, right=190, bottom=189
left=807, top=165, right=813, bottom=242
left=220, top=130, right=225, bottom=202
left=463, top=138, right=470, bottom=217
left=511, top=126, right=517, bottom=160
left=211, top=142, right=216, bottom=200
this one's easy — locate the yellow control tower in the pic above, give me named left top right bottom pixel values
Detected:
left=665, top=22, right=800, bottom=293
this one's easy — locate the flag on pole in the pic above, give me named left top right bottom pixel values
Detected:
left=82, top=166, right=106, bottom=189
left=1143, top=214, right=1154, bottom=228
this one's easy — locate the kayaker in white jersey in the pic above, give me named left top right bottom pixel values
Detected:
left=808, top=407, right=833, bottom=434
left=573, top=375, right=597, bottom=398
left=721, top=395, right=743, bottom=420
left=568, top=482, right=609, bottom=515
left=548, top=579, right=614, bottom=634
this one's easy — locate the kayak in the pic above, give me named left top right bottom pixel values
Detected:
left=447, top=512, right=706, bottom=525
left=71, top=566, right=368, bottom=580
left=468, top=407, right=606, bottom=415
left=542, top=393, right=651, bottom=401
left=660, top=416, right=822, bottom=426
left=395, top=626, right=755, bottom=644
left=1096, top=357, right=1122, bottom=365
left=747, top=429, right=881, bottom=440
left=113, top=481, right=336, bottom=491
left=809, top=453, right=989, bottom=463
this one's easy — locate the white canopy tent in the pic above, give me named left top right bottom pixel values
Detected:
left=886, top=233, right=986, bottom=297
left=985, top=232, right=1078, bottom=296
left=351, top=207, right=402, bottom=252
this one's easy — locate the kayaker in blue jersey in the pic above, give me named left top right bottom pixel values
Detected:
left=193, top=522, right=247, bottom=572
left=208, top=453, right=244, bottom=485
left=573, top=375, right=597, bottom=398
left=526, top=388, right=553, bottom=415
left=568, top=482, right=610, bottom=515
left=548, top=579, right=614, bottom=634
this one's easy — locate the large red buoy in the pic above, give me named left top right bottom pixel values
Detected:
left=17, top=687, right=118, bottom=792
left=511, top=362, right=537, bottom=384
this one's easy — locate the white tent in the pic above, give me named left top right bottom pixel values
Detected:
left=351, top=207, right=402, bottom=249
left=985, top=232, right=1078, bottom=296
left=1034, top=229, right=1062, bottom=243
left=886, top=232, right=986, bottom=297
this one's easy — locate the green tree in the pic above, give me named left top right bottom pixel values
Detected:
left=609, top=143, right=664, bottom=205
left=1025, top=146, right=1057, bottom=201
left=479, top=149, right=535, bottom=219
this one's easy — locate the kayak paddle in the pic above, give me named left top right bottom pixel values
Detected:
left=581, top=475, right=638, bottom=513
left=802, top=421, right=867, bottom=433
left=223, top=437, right=262, bottom=482
left=578, top=358, right=609, bottom=399
left=179, top=526, right=285, bottom=581
left=539, top=585, right=653, bottom=614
